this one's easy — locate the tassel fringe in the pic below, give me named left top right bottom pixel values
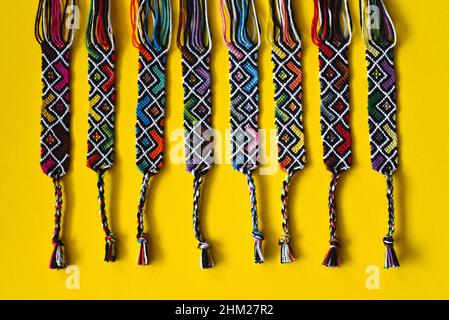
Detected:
left=199, top=242, right=214, bottom=269
left=49, top=238, right=66, bottom=270
left=383, top=236, right=399, bottom=269
left=322, top=239, right=340, bottom=268
left=279, top=237, right=295, bottom=264
left=104, top=234, right=116, bottom=262
left=137, top=233, right=150, bottom=266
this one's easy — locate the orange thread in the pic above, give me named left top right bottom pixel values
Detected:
left=219, top=0, right=231, bottom=46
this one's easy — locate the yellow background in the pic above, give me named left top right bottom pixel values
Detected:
left=0, top=0, right=448, bottom=299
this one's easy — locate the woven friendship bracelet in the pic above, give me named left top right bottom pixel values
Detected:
left=178, top=0, right=215, bottom=269
left=220, top=0, right=264, bottom=264
left=131, top=0, right=172, bottom=266
left=86, top=0, right=117, bottom=262
left=312, top=0, right=353, bottom=268
left=35, top=0, right=76, bottom=270
left=360, top=0, right=400, bottom=269
left=270, top=0, right=306, bottom=264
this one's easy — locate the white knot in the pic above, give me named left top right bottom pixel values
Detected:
left=199, top=242, right=210, bottom=250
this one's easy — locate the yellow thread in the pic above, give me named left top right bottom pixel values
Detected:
left=89, top=95, right=101, bottom=121
left=42, top=94, right=56, bottom=122
left=383, top=123, right=398, bottom=153
left=291, top=124, right=304, bottom=154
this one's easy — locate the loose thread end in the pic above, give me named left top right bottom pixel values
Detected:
left=279, top=237, right=295, bottom=264
left=137, top=234, right=150, bottom=266
left=104, top=235, right=117, bottom=262
left=199, top=242, right=214, bottom=269
left=253, top=232, right=265, bottom=264
left=322, top=240, right=340, bottom=268
left=383, top=236, right=400, bottom=269
left=49, top=238, right=66, bottom=270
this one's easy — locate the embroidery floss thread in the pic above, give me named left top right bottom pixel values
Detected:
left=219, top=0, right=264, bottom=264
left=131, top=0, right=172, bottom=265
left=177, top=0, right=214, bottom=268
left=360, top=0, right=400, bottom=268
left=312, top=0, right=353, bottom=267
left=35, top=0, right=76, bottom=270
left=86, top=0, right=117, bottom=262
left=270, top=0, right=306, bottom=264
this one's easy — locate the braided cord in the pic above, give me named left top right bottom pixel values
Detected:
left=320, top=172, right=342, bottom=267
left=246, top=171, right=264, bottom=253
left=49, top=176, right=67, bottom=269
left=52, top=177, right=64, bottom=243
left=328, top=173, right=341, bottom=243
left=246, top=171, right=264, bottom=263
left=97, top=170, right=114, bottom=240
left=137, top=173, right=151, bottom=238
left=383, top=171, right=400, bottom=268
left=192, top=171, right=213, bottom=268
left=279, top=171, right=297, bottom=263
left=280, top=171, right=295, bottom=242
left=245, top=172, right=260, bottom=236
left=193, top=173, right=206, bottom=244
left=135, top=172, right=151, bottom=265
left=385, top=172, right=395, bottom=237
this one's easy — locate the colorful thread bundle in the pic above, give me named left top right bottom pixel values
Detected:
left=219, top=0, right=264, bottom=264
left=312, top=0, right=353, bottom=267
left=360, top=0, right=400, bottom=268
left=86, top=0, right=117, bottom=262
left=35, top=0, right=76, bottom=270
left=131, top=0, right=172, bottom=266
left=178, top=0, right=215, bottom=268
left=270, top=0, right=306, bottom=264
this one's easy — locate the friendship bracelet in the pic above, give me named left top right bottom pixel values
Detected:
left=178, top=0, right=215, bottom=269
left=34, top=0, right=403, bottom=268
left=35, top=0, right=76, bottom=270
left=131, top=0, right=172, bottom=266
left=86, top=0, right=117, bottom=262
left=270, top=0, right=306, bottom=264
left=312, top=0, right=353, bottom=268
left=360, top=0, right=400, bottom=268
left=220, top=0, right=264, bottom=264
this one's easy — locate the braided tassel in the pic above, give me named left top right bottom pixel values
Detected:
left=49, top=178, right=66, bottom=269
left=322, top=173, right=341, bottom=268
left=384, top=172, right=399, bottom=268
left=136, top=173, right=151, bottom=265
left=97, top=170, right=116, bottom=262
left=279, top=171, right=296, bottom=263
left=246, top=172, right=264, bottom=264
left=193, top=173, right=214, bottom=269
left=137, top=234, right=149, bottom=266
